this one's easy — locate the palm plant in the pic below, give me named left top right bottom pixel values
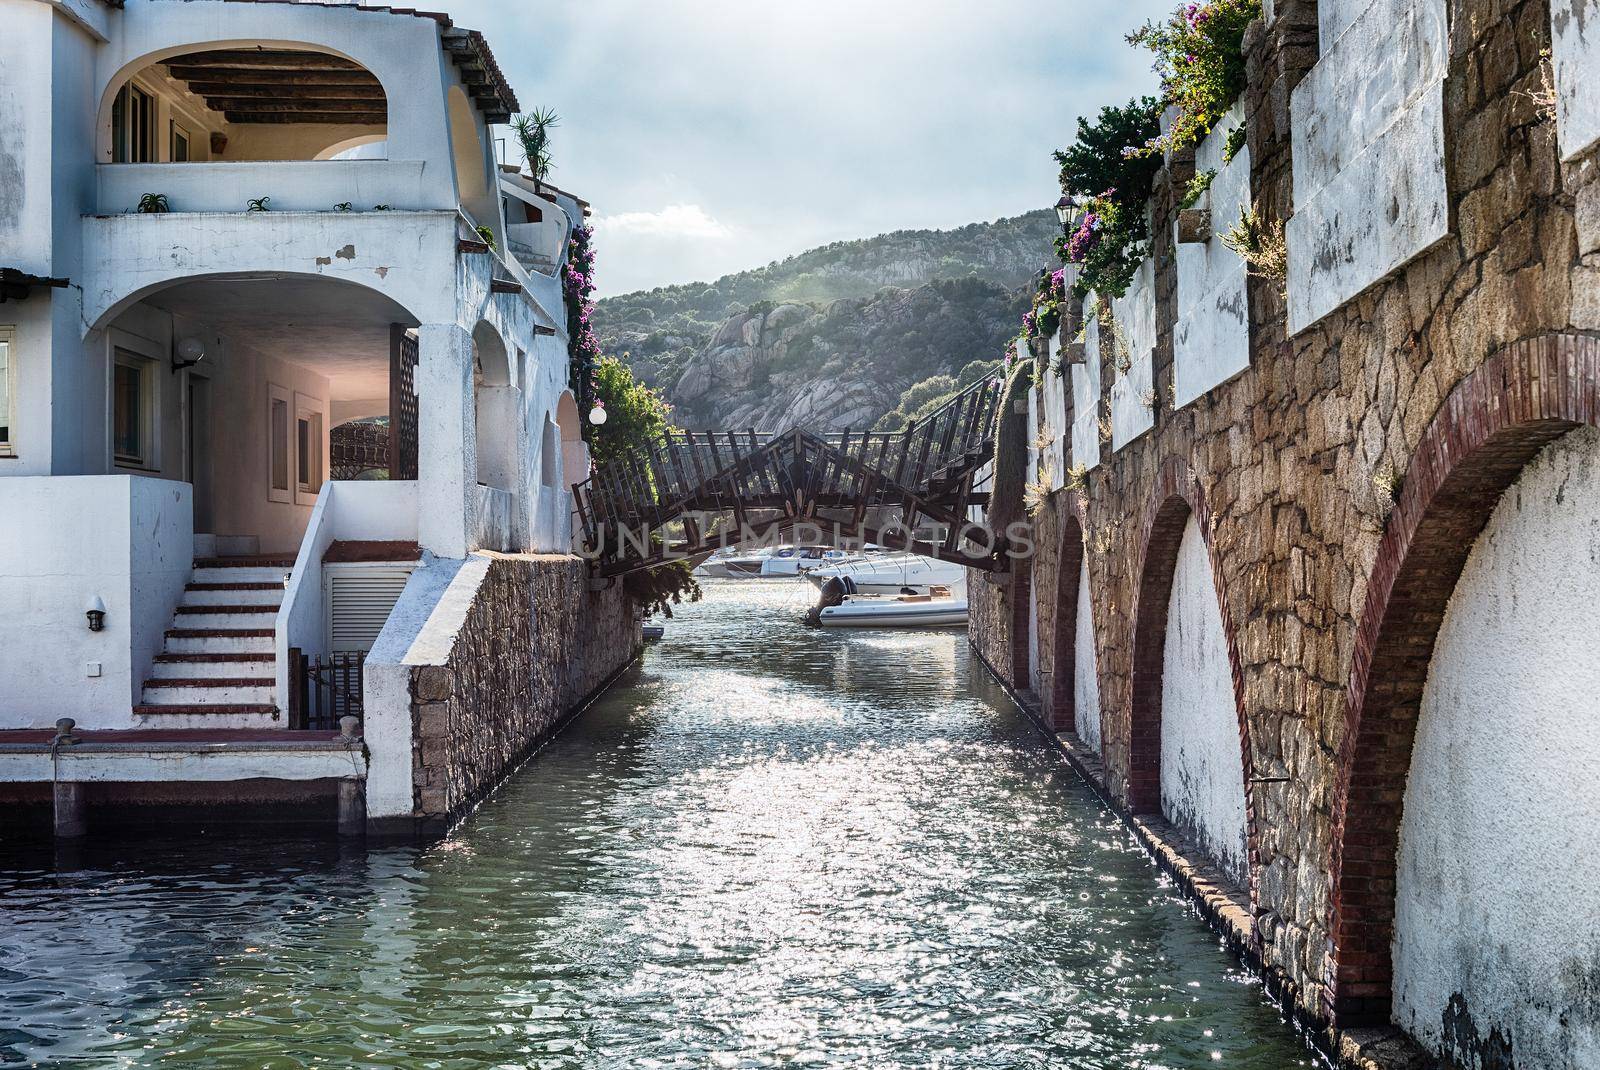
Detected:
left=511, top=108, right=560, bottom=191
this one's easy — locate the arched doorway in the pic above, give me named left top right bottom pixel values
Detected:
left=1326, top=336, right=1600, bottom=1065
left=472, top=321, right=516, bottom=492
left=1128, top=459, right=1253, bottom=887
left=1048, top=499, right=1098, bottom=748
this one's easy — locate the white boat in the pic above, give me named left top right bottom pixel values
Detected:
left=696, top=545, right=841, bottom=579
left=811, top=581, right=968, bottom=628
left=805, top=551, right=968, bottom=595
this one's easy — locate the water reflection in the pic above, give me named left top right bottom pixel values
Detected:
left=0, top=581, right=1318, bottom=1069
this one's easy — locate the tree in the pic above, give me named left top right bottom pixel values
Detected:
left=510, top=108, right=560, bottom=190
left=585, top=355, right=674, bottom=471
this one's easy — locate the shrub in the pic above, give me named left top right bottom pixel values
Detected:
left=1127, top=0, right=1261, bottom=158
left=1053, top=97, right=1165, bottom=298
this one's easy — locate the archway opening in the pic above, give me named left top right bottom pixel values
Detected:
left=1009, top=557, right=1034, bottom=692
left=1048, top=515, right=1090, bottom=737
left=101, top=46, right=387, bottom=165
left=449, top=85, right=499, bottom=231
left=1129, top=475, right=1251, bottom=887
left=1328, top=338, right=1600, bottom=1059
left=472, top=321, right=516, bottom=493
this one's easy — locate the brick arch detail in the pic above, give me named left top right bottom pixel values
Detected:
left=1009, top=553, right=1034, bottom=688
left=1126, top=455, right=1258, bottom=892
left=1049, top=494, right=1089, bottom=735
left=1325, top=333, right=1600, bottom=1027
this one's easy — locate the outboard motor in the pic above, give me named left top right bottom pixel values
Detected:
left=804, top=576, right=856, bottom=627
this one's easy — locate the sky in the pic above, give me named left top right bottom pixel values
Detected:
left=430, top=1, right=1171, bottom=297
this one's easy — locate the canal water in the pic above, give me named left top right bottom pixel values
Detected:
left=1, top=581, right=1318, bottom=1069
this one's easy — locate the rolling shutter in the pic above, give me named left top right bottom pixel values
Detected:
left=326, top=567, right=413, bottom=653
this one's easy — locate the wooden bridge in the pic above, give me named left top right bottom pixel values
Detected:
left=572, top=374, right=1011, bottom=578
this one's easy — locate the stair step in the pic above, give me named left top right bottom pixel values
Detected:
left=191, top=566, right=290, bottom=585
left=151, top=656, right=274, bottom=680
left=132, top=704, right=281, bottom=729
left=175, top=604, right=277, bottom=615
left=182, top=585, right=285, bottom=607
left=172, top=607, right=278, bottom=630
left=164, top=632, right=275, bottom=655
left=194, top=556, right=295, bottom=569
left=141, top=681, right=276, bottom=705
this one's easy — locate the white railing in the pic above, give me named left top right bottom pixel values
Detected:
left=97, top=160, right=438, bottom=215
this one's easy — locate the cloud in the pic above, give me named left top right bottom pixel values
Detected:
left=592, top=204, right=733, bottom=240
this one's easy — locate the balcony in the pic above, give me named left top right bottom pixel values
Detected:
left=97, top=160, right=439, bottom=216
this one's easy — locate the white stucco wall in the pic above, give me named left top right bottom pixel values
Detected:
left=1072, top=556, right=1102, bottom=754
left=1110, top=255, right=1156, bottom=451
left=1159, top=515, right=1249, bottom=884
left=1550, top=0, right=1600, bottom=161
left=1070, top=296, right=1102, bottom=472
left=1287, top=0, right=1450, bottom=333
left=1038, top=335, right=1069, bottom=491
left=1393, top=425, right=1600, bottom=1068
left=0, top=475, right=190, bottom=729
left=1174, top=105, right=1251, bottom=408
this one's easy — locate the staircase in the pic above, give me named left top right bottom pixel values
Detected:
left=134, top=554, right=293, bottom=729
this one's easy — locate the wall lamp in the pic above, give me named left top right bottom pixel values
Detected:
left=172, top=336, right=206, bottom=373
left=589, top=402, right=608, bottom=426
left=85, top=595, right=106, bottom=632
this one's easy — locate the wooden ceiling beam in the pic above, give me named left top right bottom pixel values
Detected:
left=223, top=111, right=386, bottom=125
left=168, top=68, right=382, bottom=88
left=164, top=50, right=363, bottom=70
left=196, top=90, right=387, bottom=107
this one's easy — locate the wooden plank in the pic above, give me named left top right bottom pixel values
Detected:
left=224, top=111, right=386, bottom=125
left=169, top=68, right=383, bottom=87
left=165, top=50, right=364, bottom=70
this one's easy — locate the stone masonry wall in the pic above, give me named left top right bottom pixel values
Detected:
left=408, top=555, right=638, bottom=827
left=972, top=0, right=1600, bottom=1061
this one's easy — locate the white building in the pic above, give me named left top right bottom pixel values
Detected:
left=0, top=0, right=597, bottom=834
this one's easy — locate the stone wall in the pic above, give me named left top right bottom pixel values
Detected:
left=972, top=0, right=1600, bottom=1062
left=408, top=554, right=638, bottom=829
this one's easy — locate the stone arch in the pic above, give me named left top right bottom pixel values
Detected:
left=314, top=134, right=389, bottom=161
left=1048, top=493, right=1090, bottom=735
left=87, top=271, right=423, bottom=338
left=1128, top=456, right=1255, bottom=885
left=471, top=320, right=516, bottom=492
left=1326, top=334, right=1600, bottom=1030
left=449, top=85, right=498, bottom=231
left=97, top=42, right=387, bottom=164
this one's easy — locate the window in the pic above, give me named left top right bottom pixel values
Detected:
left=268, top=384, right=292, bottom=504
left=112, top=349, right=157, bottom=468
left=111, top=83, right=155, bottom=163
left=171, top=122, right=190, bottom=163
left=295, top=399, right=323, bottom=501
left=0, top=328, right=13, bottom=456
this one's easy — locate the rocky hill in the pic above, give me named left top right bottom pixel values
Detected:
left=594, top=210, right=1056, bottom=430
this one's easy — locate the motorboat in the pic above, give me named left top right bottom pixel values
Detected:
left=695, top=545, right=842, bottom=579
left=804, top=551, right=968, bottom=595
left=807, top=577, right=968, bottom=628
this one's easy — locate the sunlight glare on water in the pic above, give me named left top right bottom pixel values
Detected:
left=0, top=580, right=1319, bottom=1069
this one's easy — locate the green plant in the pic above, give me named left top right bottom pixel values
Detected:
left=1179, top=169, right=1216, bottom=210
left=1220, top=202, right=1288, bottom=288
left=625, top=559, right=702, bottom=619
left=1054, top=97, right=1165, bottom=299
left=1066, top=464, right=1088, bottom=493
left=136, top=193, right=170, bottom=214
left=246, top=196, right=270, bottom=212
left=477, top=225, right=497, bottom=251
left=586, top=354, right=675, bottom=471
left=334, top=202, right=353, bottom=212
left=372, top=204, right=391, bottom=211
left=1222, top=124, right=1247, bottom=164
left=1127, top=0, right=1261, bottom=158
left=511, top=107, right=561, bottom=190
